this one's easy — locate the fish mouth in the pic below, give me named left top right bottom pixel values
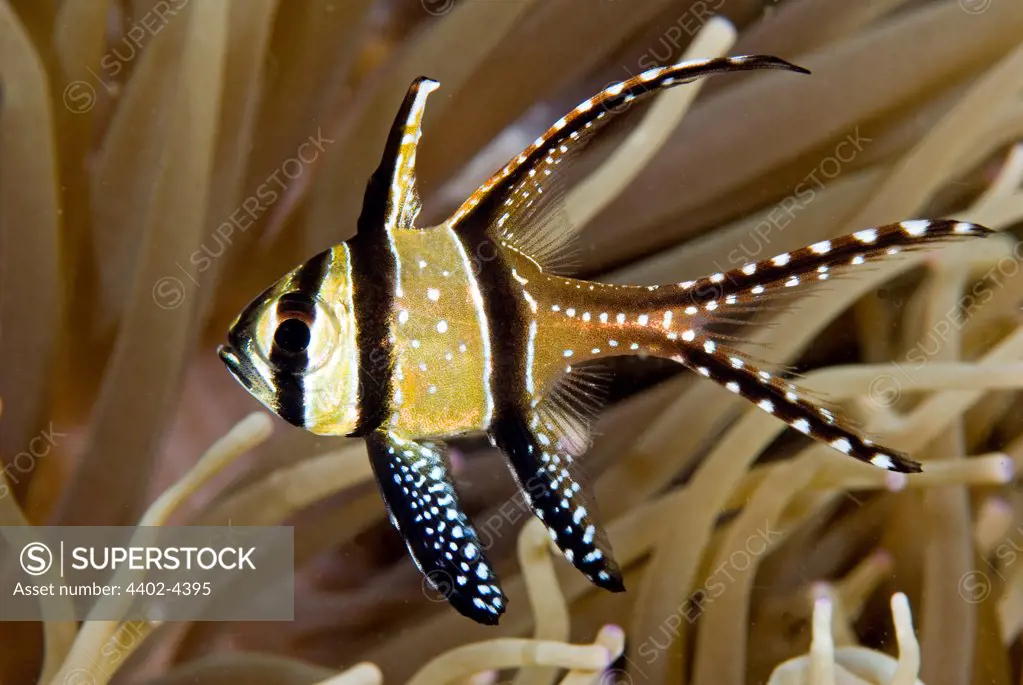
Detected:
left=218, top=343, right=239, bottom=371
left=218, top=344, right=253, bottom=391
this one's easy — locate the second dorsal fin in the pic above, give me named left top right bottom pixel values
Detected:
left=444, top=56, right=809, bottom=272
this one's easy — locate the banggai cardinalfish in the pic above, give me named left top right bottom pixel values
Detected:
left=218, top=56, right=992, bottom=624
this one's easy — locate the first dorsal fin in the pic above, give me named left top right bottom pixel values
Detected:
left=357, top=77, right=439, bottom=237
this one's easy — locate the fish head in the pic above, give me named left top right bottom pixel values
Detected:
left=217, top=246, right=362, bottom=435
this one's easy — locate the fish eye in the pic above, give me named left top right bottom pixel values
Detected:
left=273, top=317, right=311, bottom=355
left=253, top=291, right=341, bottom=374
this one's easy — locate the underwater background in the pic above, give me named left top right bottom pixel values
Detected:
left=2, top=0, right=1023, bottom=683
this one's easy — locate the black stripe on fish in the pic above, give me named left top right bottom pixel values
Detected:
left=461, top=225, right=624, bottom=592
left=269, top=249, right=331, bottom=427
left=346, top=80, right=440, bottom=435
left=347, top=231, right=397, bottom=436
left=459, top=225, right=528, bottom=410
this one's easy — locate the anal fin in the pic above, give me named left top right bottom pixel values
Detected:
left=489, top=390, right=623, bottom=592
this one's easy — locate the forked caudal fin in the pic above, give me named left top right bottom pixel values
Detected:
left=667, top=219, right=993, bottom=311
left=535, top=219, right=994, bottom=473
left=665, top=333, right=922, bottom=472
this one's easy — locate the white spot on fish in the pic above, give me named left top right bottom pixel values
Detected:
left=854, top=228, right=878, bottom=243
left=832, top=438, right=852, bottom=454
left=871, top=454, right=895, bottom=469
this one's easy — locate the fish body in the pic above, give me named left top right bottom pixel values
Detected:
left=219, top=57, right=993, bottom=624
